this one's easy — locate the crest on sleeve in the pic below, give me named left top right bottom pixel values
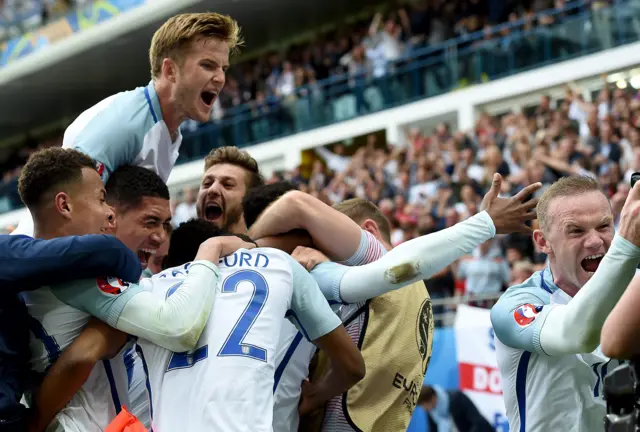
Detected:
left=96, top=161, right=105, bottom=177
left=97, top=277, right=129, bottom=295
left=513, top=304, right=543, bottom=327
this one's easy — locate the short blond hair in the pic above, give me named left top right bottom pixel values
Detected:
left=149, top=12, right=242, bottom=78
left=537, top=175, right=604, bottom=233
left=204, top=146, right=263, bottom=189
left=333, top=198, right=392, bottom=243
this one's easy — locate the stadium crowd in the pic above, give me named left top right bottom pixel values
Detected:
left=172, top=74, right=640, bottom=316
left=4, top=74, right=640, bottom=313
left=0, top=0, right=598, bottom=215
left=2, top=5, right=640, bottom=432
left=0, top=0, right=90, bottom=42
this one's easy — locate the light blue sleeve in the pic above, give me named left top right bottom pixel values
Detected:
left=50, top=277, right=142, bottom=328
left=310, top=262, right=349, bottom=304
left=69, top=93, right=147, bottom=182
left=73, top=126, right=137, bottom=183
left=284, top=255, right=342, bottom=342
left=490, top=284, right=555, bottom=355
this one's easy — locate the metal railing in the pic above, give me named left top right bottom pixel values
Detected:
left=431, top=292, right=504, bottom=327
left=177, top=0, right=640, bottom=163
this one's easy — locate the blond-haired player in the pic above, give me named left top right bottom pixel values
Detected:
left=13, top=12, right=242, bottom=237
left=491, top=176, right=640, bottom=432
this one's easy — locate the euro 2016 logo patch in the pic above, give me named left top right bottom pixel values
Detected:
left=97, top=277, right=130, bottom=295
left=416, top=298, right=434, bottom=375
left=513, top=304, right=543, bottom=327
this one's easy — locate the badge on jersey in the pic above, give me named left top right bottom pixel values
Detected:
left=96, top=161, right=106, bottom=179
left=97, top=277, right=130, bottom=295
left=513, top=304, right=543, bottom=327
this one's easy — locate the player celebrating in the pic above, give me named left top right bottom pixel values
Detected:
left=491, top=176, right=640, bottom=432
left=18, top=150, right=238, bottom=431
left=35, top=219, right=365, bottom=432
left=13, top=12, right=240, bottom=237
left=242, top=176, right=539, bottom=432
left=197, top=146, right=540, bottom=431
left=138, top=220, right=364, bottom=432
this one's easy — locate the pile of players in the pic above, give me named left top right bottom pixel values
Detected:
left=5, top=10, right=640, bottom=432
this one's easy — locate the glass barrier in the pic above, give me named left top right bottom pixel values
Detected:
left=177, top=0, right=640, bottom=165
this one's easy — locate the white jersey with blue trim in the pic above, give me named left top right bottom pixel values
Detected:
left=23, top=287, right=133, bottom=431
left=491, top=268, right=622, bottom=432
left=123, top=345, right=151, bottom=429
left=136, top=248, right=341, bottom=432
left=272, top=230, right=385, bottom=432
left=12, top=81, right=182, bottom=237
left=272, top=303, right=363, bottom=432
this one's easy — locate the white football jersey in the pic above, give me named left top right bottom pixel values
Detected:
left=13, top=80, right=181, bottom=238
left=23, top=288, right=132, bottom=431
left=272, top=230, right=385, bottom=432
left=492, top=268, right=623, bottom=432
left=137, top=248, right=341, bottom=432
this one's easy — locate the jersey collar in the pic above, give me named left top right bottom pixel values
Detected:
left=145, top=81, right=163, bottom=123
left=539, top=267, right=559, bottom=294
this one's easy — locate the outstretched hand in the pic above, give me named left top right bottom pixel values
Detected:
left=480, top=173, right=541, bottom=234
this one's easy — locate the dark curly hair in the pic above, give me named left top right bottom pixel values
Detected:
left=18, top=148, right=96, bottom=211
left=105, top=165, right=170, bottom=212
left=164, top=218, right=255, bottom=269
left=241, top=181, right=297, bottom=228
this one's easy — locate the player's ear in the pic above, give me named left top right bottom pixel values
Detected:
left=54, top=192, right=73, bottom=220
left=361, top=219, right=381, bottom=240
left=162, top=57, right=178, bottom=83
left=532, top=229, right=552, bottom=255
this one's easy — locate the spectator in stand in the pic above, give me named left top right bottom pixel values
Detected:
left=172, top=187, right=198, bottom=227
left=415, top=385, right=494, bottom=432
left=455, top=239, right=511, bottom=304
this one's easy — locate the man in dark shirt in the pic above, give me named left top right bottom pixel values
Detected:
left=418, top=385, right=494, bottom=432
left=0, top=234, right=141, bottom=431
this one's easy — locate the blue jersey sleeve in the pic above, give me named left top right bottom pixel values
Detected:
left=0, top=234, right=142, bottom=292
left=50, top=277, right=143, bottom=328
left=285, top=255, right=341, bottom=342
left=490, top=284, right=555, bottom=355
left=310, top=262, right=349, bottom=304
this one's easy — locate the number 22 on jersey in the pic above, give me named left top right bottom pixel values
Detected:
left=167, top=269, right=270, bottom=371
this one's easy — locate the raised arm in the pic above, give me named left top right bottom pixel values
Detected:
left=492, top=235, right=640, bottom=356
left=494, top=182, right=640, bottom=356
left=309, top=211, right=496, bottom=303
left=1, top=234, right=142, bottom=290
left=29, top=319, right=127, bottom=432
left=601, top=273, right=640, bottom=358
left=52, top=237, right=253, bottom=352
left=299, top=175, right=540, bottom=303
left=248, top=190, right=366, bottom=262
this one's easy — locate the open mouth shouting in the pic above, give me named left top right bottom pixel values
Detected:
left=204, top=201, right=224, bottom=225
left=200, top=90, right=217, bottom=109
left=137, top=247, right=157, bottom=270
left=581, top=253, right=604, bottom=275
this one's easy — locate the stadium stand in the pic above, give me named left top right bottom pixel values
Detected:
left=2, top=0, right=636, bottom=215
left=2, top=1, right=640, bottom=430
left=169, top=71, right=640, bottom=318
left=0, top=0, right=89, bottom=43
